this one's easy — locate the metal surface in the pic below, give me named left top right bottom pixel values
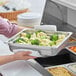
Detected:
left=66, top=41, right=76, bottom=47
left=27, top=60, right=52, bottom=76
left=41, top=0, right=76, bottom=32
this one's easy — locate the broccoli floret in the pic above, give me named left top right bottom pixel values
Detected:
left=26, top=33, right=31, bottom=39
left=49, top=41, right=56, bottom=46
left=50, top=34, right=58, bottom=41
left=31, top=39, right=40, bottom=45
left=14, top=37, right=25, bottom=43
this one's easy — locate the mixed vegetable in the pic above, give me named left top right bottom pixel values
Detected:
left=68, top=37, right=76, bottom=42
left=69, top=46, right=76, bottom=52
left=68, top=37, right=76, bottom=52
left=13, top=30, right=66, bottom=46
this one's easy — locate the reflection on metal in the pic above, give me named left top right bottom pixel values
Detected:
left=27, top=60, right=52, bottom=76
left=41, top=0, right=76, bottom=32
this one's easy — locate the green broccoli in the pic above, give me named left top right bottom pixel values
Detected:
left=26, top=33, right=31, bottom=39
left=31, top=39, right=40, bottom=45
left=14, top=37, right=25, bottom=43
left=50, top=34, right=58, bottom=41
left=49, top=41, right=56, bottom=46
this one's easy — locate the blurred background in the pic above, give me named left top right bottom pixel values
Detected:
left=0, top=0, right=76, bottom=33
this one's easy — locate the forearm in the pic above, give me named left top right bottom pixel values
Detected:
left=0, top=51, right=36, bottom=65
left=0, top=17, right=31, bottom=38
left=0, top=17, right=24, bottom=38
left=0, top=54, right=16, bottom=65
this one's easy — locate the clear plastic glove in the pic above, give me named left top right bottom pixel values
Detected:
left=13, top=51, right=37, bottom=60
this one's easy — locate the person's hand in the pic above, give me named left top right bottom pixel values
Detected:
left=13, top=51, right=37, bottom=60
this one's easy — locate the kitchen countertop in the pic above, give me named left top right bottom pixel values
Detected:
left=0, top=35, right=43, bottom=76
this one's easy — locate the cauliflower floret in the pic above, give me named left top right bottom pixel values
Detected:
left=37, top=32, right=47, bottom=38
left=30, top=33, right=37, bottom=40
left=20, top=33, right=26, bottom=37
left=40, top=39, right=51, bottom=46
left=58, top=34, right=65, bottom=39
left=56, top=39, right=63, bottom=45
